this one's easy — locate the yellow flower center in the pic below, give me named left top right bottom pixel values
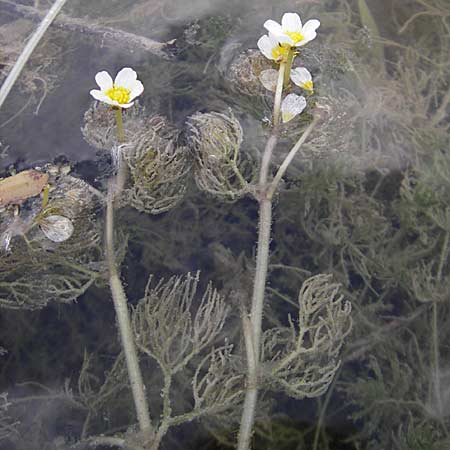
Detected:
left=302, top=80, right=314, bottom=91
left=271, top=44, right=291, bottom=61
left=286, top=31, right=305, bottom=44
left=105, top=85, right=131, bottom=104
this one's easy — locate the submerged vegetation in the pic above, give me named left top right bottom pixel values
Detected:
left=0, top=0, right=449, bottom=449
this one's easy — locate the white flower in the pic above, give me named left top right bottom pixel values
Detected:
left=264, top=12, right=320, bottom=47
left=290, top=67, right=314, bottom=92
left=281, top=93, right=307, bottom=123
left=90, top=67, right=144, bottom=109
left=257, top=32, right=291, bottom=62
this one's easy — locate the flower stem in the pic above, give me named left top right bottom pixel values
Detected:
left=273, top=61, right=286, bottom=126
left=431, top=230, right=449, bottom=420
left=268, top=116, right=319, bottom=199
left=115, top=107, right=124, bottom=143
left=105, top=159, right=153, bottom=435
left=41, top=185, right=49, bottom=209
left=237, top=60, right=286, bottom=450
left=283, top=48, right=295, bottom=88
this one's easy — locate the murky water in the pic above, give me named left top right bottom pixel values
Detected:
left=0, top=0, right=449, bottom=449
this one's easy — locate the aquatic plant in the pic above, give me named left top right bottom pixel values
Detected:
left=75, top=9, right=353, bottom=449
left=232, top=11, right=353, bottom=450
left=90, top=68, right=144, bottom=110
left=3, top=0, right=449, bottom=448
left=89, top=67, right=144, bottom=143
left=82, top=101, right=156, bottom=151
left=0, top=1, right=357, bottom=446
left=188, top=110, right=253, bottom=200
left=0, top=392, right=17, bottom=442
left=121, top=117, right=191, bottom=214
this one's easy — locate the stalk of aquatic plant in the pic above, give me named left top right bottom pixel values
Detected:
left=89, top=68, right=153, bottom=437
left=86, top=68, right=243, bottom=449
left=104, top=175, right=153, bottom=436
left=83, top=13, right=352, bottom=449
left=236, top=13, right=341, bottom=450
left=187, top=13, right=351, bottom=449
left=131, top=272, right=243, bottom=450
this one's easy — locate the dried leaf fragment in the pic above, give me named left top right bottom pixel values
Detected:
left=0, top=170, right=48, bottom=207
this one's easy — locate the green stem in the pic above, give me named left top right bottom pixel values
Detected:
left=432, top=302, right=440, bottom=401
left=312, top=367, right=341, bottom=450
left=105, top=160, right=152, bottom=435
left=437, top=230, right=449, bottom=281
left=41, top=185, right=49, bottom=209
left=283, top=48, right=295, bottom=88
left=150, top=371, right=172, bottom=450
left=115, top=107, right=124, bottom=143
left=273, top=61, right=286, bottom=126
left=431, top=230, right=449, bottom=421
left=267, top=116, right=319, bottom=199
left=237, top=60, right=286, bottom=450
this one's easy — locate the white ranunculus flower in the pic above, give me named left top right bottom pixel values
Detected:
left=90, top=67, right=144, bottom=109
left=281, top=93, right=307, bottom=123
left=264, top=12, right=320, bottom=47
left=257, top=32, right=291, bottom=62
left=290, top=67, right=314, bottom=92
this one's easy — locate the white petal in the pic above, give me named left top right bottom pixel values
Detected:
left=297, top=33, right=316, bottom=46
left=114, top=67, right=138, bottom=90
left=268, top=31, right=292, bottom=49
left=120, top=101, right=135, bottom=109
left=90, top=90, right=125, bottom=107
left=270, top=31, right=294, bottom=46
left=40, top=215, right=74, bottom=243
left=297, top=35, right=315, bottom=46
left=129, top=80, right=144, bottom=101
left=95, top=71, right=113, bottom=91
left=290, top=67, right=312, bottom=86
left=301, top=19, right=320, bottom=42
left=257, top=35, right=275, bottom=60
left=264, top=19, right=283, bottom=36
left=90, top=89, right=114, bottom=104
left=259, top=69, right=278, bottom=92
left=282, top=13, right=302, bottom=32
left=281, top=94, right=307, bottom=123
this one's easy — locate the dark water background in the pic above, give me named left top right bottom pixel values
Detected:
left=0, top=0, right=449, bottom=449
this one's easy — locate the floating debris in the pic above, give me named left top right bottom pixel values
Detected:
left=0, top=170, right=48, bottom=207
